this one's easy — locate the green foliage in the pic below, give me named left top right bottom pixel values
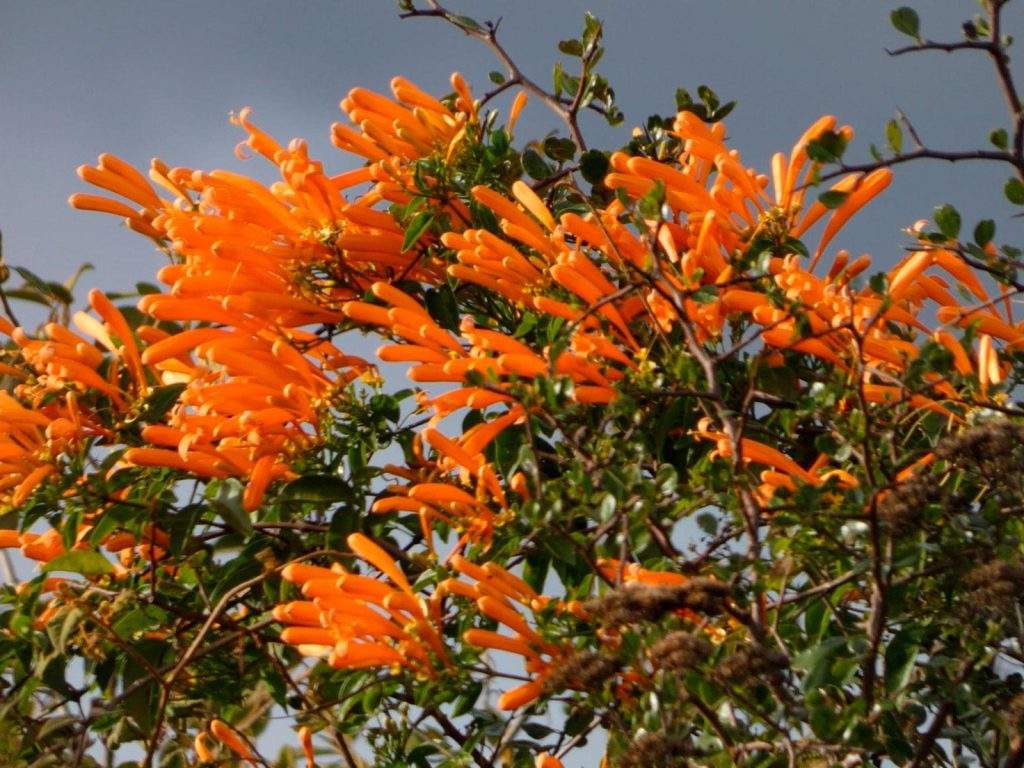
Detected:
left=1005, top=176, right=1024, bottom=204
left=934, top=203, right=962, bottom=239
left=891, top=6, right=921, bottom=40
left=806, top=129, right=849, bottom=163
left=674, top=84, right=736, bottom=123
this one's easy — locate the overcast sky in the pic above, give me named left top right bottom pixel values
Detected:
left=1, top=1, right=1018, bottom=764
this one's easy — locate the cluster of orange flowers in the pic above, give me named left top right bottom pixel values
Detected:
left=55, top=73, right=1009, bottom=547
left=276, top=534, right=602, bottom=712
left=273, top=538, right=734, bottom=728
left=58, top=76, right=500, bottom=524
left=344, top=108, right=1013, bottom=520
left=276, top=533, right=448, bottom=675
left=1, top=64, right=1011, bottom=765
left=275, top=531, right=580, bottom=707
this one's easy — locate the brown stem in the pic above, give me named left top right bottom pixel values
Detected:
left=907, top=660, right=977, bottom=768
left=401, top=1, right=588, bottom=148
left=815, top=147, right=1014, bottom=185
left=0, top=231, right=20, bottom=328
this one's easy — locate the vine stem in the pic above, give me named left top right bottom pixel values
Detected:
left=821, top=0, right=1024, bottom=184
left=400, top=1, right=588, bottom=149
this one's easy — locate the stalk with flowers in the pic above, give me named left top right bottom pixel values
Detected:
left=4, top=2, right=1024, bottom=766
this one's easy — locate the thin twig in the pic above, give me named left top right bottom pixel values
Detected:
left=401, top=1, right=588, bottom=148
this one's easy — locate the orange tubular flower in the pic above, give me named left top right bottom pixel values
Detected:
left=370, top=418, right=519, bottom=548
left=508, top=91, right=529, bottom=135
left=209, top=720, right=254, bottom=764
left=50, top=67, right=1020, bottom=768
left=276, top=533, right=448, bottom=677
left=692, top=417, right=859, bottom=504
left=298, top=726, right=316, bottom=768
left=435, top=554, right=585, bottom=711
left=0, top=387, right=90, bottom=511
left=977, top=333, right=1003, bottom=394
left=126, top=320, right=360, bottom=509
left=194, top=731, right=217, bottom=764
left=536, top=753, right=565, bottom=768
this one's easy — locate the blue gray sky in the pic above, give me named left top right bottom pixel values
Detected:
left=1, top=1, right=1018, bottom=764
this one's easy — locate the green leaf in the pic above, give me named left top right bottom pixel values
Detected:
left=696, top=512, right=717, bottom=535
left=990, top=128, right=1009, bottom=149
left=636, top=180, right=666, bottom=220
left=558, top=39, right=583, bottom=56
left=793, top=636, right=847, bottom=692
left=522, top=722, right=555, bottom=739
left=56, top=607, right=84, bottom=653
left=137, top=383, right=186, bottom=423
left=44, top=281, right=74, bottom=305
left=890, top=7, right=921, bottom=39
left=401, top=211, right=434, bottom=252
left=4, top=288, right=52, bottom=307
left=424, top=285, right=460, bottom=332
left=552, top=62, right=565, bottom=96
left=135, top=281, right=161, bottom=295
left=327, top=505, right=359, bottom=549
left=450, top=684, right=481, bottom=720
left=43, top=550, right=113, bottom=576
left=885, top=118, right=903, bottom=154
left=522, top=148, right=555, bottom=180
left=806, top=130, right=848, bottom=163
left=934, top=204, right=961, bottom=239
left=582, top=11, right=602, bottom=45
left=522, top=551, right=549, bottom=595
left=206, top=478, right=252, bottom=537
left=280, top=474, right=351, bottom=503
left=37, top=715, right=76, bottom=741
left=490, top=127, right=510, bottom=155
left=1006, top=177, right=1024, bottom=205
left=597, top=493, right=616, bottom=522
left=817, top=190, right=849, bottom=209
left=564, top=708, right=594, bottom=736
left=407, top=744, right=439, bottom=768
left=579, top=149, right=610, bottom=185
left=452, top=14, right=483, bottom=33
left=974, top=218, right=996, bottom=247
left=14, top=266, right=69, bottom=305
left=112, top=606, right=167, bottom=640
left=691, top=286, right=718, bottom=304
left=697, top=84, right=720, bottom=112
left=869, top=272, right=889, bottom=294
left=709, top=100, right=736, bottom=122
left=542, top=135, right=576, bottom=163
left=784, top=237, right=810, bottom=259
left=488, top=71, right=505, bottom=85
left=210, top=554, right=261, bottom=604
left=803, top=600, right=829, bottom=642
left=884, top=630, right=920, bottom=693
